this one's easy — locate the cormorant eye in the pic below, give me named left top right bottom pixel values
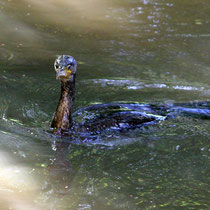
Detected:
left=67, top=64, right=72, bottom=70
left=55, top=64, right=59, bottom=69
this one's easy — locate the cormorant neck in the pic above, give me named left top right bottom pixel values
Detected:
left=51, top=75, right=76, bottom=131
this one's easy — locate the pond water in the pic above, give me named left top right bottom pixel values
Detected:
left=0, top=0, right=209, bottom=209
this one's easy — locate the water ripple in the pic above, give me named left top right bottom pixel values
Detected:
left=85, top=79, right=208, bottom=92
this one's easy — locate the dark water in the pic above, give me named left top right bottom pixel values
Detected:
left=0, top=0, right=209, bottom=209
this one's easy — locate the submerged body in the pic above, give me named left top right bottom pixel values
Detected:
left=51, top=55, right=210, bottom=135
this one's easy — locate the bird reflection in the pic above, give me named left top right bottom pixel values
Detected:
left=47, top=141, right=76, bottom=195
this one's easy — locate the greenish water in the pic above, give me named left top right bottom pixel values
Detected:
left=0, top=0, right=209, bottom=209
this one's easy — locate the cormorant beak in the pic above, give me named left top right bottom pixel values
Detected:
left=56, top=67, right=72, bottom=80
left=56, top=69, right=65, bottom=79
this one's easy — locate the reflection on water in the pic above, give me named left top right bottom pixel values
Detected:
left=0, top=0, right=210, bottom=209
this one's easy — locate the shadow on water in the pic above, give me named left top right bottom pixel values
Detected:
left=0, top=0, right=210, bottom=209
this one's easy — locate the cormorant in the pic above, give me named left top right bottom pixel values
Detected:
left=50, top=55, right=167, bottom=135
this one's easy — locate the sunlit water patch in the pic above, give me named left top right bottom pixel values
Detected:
left=0, top=152, right=40, bottom=210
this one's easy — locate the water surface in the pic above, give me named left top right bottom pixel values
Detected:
left=0, top=0, right=209, bottom=209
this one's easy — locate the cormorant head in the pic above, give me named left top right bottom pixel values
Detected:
left=54, top=55, right=77, bottom=81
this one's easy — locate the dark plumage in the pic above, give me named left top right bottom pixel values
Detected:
left=51, top=79, right=75, bottom=130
